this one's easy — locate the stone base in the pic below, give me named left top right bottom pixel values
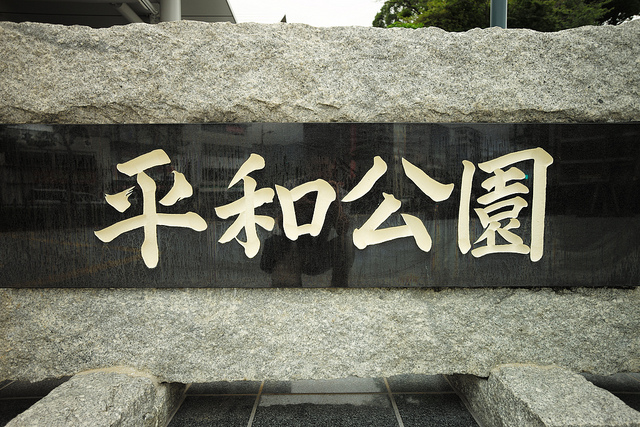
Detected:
left=2, top=287, right=639, bottom=383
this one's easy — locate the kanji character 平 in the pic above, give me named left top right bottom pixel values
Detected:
left=95, top=149, right=207, bottom=268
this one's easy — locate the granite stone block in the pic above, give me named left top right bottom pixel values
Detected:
left=1, top=288, right=639, bottom=383
left=448, top=365, right=640, bottom=427
left=0, top=19, right=639, bottom=388
left=4, top=369, right=185, bottom=427
left=0, top=20, right=638, bottom=124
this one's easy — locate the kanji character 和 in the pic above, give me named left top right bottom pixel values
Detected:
left=215, top=153, right=275, bottom=258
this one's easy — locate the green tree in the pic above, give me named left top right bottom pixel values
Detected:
left=508, top=0, right=611, bottom=31
left=416, top=0, right=490, bottom=31
left=372, top=0, right=489, bottom=30
left=372, top=0, right=425, bottom=28
left=372, top=0, right=638, bottom=31
left=596, top=0, right=640, bottom=24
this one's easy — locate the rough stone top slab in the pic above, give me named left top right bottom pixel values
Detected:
left=0, top=20, right=638, bottom=124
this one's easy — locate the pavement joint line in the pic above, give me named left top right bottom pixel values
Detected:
left=384, top=377, right=405, bottom=427
left=186, top=393, right=261, bottom=397
left=262, top=391, right=390, bottom=395
left=0, top=381, right=16, bottom=392
left=182, top=390, right=461, bottom=398
left=246, top=380, right=264, bottom=427
left=444, top=374, right=485, bottom=427
left=164, top=384, right=188, bottom=427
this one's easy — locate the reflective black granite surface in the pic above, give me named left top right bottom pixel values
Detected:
left=1, top=123, right=639, bottom=288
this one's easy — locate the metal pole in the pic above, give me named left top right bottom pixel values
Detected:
left=113, top=3, right=144, bottom=23
left=160, top=0, right=181, bottom=22
left=490, top=0, right=507, bottom=28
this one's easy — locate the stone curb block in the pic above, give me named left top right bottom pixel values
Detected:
left=5, top=368, right=186, bottom=427
left=448, top=364, right=640, bottom=427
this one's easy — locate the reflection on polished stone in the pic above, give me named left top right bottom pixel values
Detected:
left=1, top=123, right=639, bottom=288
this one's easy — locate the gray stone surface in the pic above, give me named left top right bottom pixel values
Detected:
left=1, top=21, right=640, bottom=386
left=0, top=20, right=639, bottom=124
left=5, top=368, right=186, bottom=427
left=448, top=364, right=640, bottom=427
left=1, top=287, right=639, bottom=383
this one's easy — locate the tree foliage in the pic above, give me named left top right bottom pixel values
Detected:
left=372, top=0, right=639, bottom=31
left=599, top=0, right=640, bottom=24
left=508, top=0, right=611, bottom=31
left=417, top=0, right=490, bottom=31
left=373, top=0, right=424, bottom=28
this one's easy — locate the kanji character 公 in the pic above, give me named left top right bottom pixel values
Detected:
left=343, top=156, right=454, bottom=251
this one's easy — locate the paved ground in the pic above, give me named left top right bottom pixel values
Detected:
left=168, top=375, right=477, bottom=427
left=2, top=373, right=640, bottom=426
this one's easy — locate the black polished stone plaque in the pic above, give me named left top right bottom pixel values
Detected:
left=1, top=123, right=639, bottom=288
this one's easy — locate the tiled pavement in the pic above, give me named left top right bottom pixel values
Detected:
left=169, top=375, right=477, bottom=427
left=2, top=373, right=640, bottom=426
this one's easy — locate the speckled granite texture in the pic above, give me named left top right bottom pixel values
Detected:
left=1, top=288, right=638, bottom=382
left=448, top=365, right=640, bottom=426
left=5, top=369, right=185, bottom=427
left=0, top=21, right=639, bottom=383
left=0, top=20, right=638, bottom=124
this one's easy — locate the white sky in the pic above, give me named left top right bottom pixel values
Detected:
left=228, top=1, right=640, bottom=27
left=228, top=0, right=385, bottom=27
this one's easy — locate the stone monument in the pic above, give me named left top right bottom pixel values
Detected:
left=1, top=19, right=639, bottom=426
